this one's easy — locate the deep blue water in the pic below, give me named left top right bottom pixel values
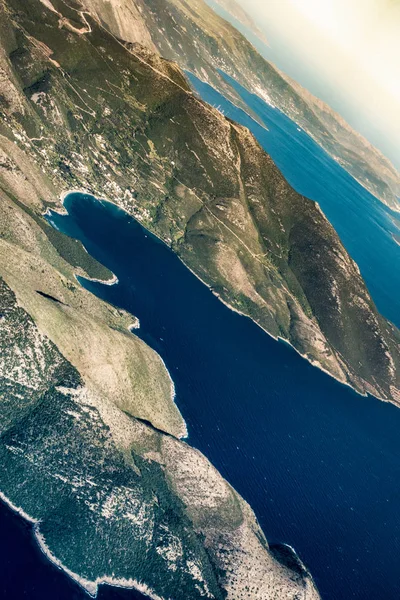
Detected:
left=19, top=191, right=398, bottom=600
left=187, top=71, right=400, bottom=328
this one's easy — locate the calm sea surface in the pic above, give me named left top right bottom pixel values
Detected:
left=38, top=190, right=400, bottom=600
left=2, top=76, right=400, bottom=600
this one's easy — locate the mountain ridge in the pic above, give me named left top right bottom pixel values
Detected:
left=79, top=0, right=400, bottom=211
left=1, top=0, right=400, bottom=596
left=0, top=3, right=322, bottom=598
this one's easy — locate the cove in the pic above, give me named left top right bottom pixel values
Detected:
left=187, top=71, right=400, bottom=329
left=28, top=191, right=400, bottom=600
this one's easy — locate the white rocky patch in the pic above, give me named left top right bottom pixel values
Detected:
left=253, top=84, right=275, bottom=108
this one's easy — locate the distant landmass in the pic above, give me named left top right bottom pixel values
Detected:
left=208, top=0, right=269, bottom=45
left=274, top=67, right=400, bottom=212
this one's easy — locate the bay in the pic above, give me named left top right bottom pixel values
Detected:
left=40, top=191, right=400, bottom=600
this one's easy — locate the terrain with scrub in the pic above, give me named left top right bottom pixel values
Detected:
left=82, top=0, right=400, bottom=211
left=0, top=0, right=399, bottom=597
left=0, top=0, right=325, bottom=598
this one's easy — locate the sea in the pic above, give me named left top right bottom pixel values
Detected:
left=1, top=78, right=400, bottom=600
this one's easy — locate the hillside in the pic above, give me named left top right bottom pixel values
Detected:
left=0, top=0, right=323, bottom=598
left=1, top=0, right=399, bottom=397
left=80, top=0, right=400, bottom=210
left=1, top=0, right=400, bottom=594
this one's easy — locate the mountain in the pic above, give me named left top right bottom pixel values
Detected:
left=206, top=0, right=269, bottom=46
left=81, top=0, right=400, bottom=210
left=0, top=1, right=322, bottom=597
left=1, top=0, right=400, bottom=401
left=1, top=0, right=400, bottom=595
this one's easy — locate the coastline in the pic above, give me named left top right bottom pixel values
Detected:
left=44, top=191, right=120, bottom=287
left=59, top=189, right=377, bottom=404
left=276, top=543, right=319, bottom=590
left=58, top=190, right=188, bottom=440
left=34, top=527, right=164, bottom=600
left=391, top=232, right=400, bottom=247
left=190, top=73, right=400, bottom=216
left=215, top=288, right=369, bottom=399
left=76, top=272, right=119, bottom=286
left=184, top=69, right=272, bottom=131
left=46, top=190, right=188, bottom=439
left=0, top=491, right=39, bottom=525
left=183, top=261, right=368, bottom=400
left=157, top=352, right=188, bottom=439
left=0, top=492, right=160, bottom=600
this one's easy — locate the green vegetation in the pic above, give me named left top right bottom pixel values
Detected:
left=0, top=279, right=223, bottom=599
left=0, top=1, right=324, bottom=596
left=11, top=194, right=114, bottom=281
left=0, top=269, right=319, bottom=599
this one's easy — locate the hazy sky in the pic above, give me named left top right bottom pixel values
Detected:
left=237, top=0, right=400, bottom=169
